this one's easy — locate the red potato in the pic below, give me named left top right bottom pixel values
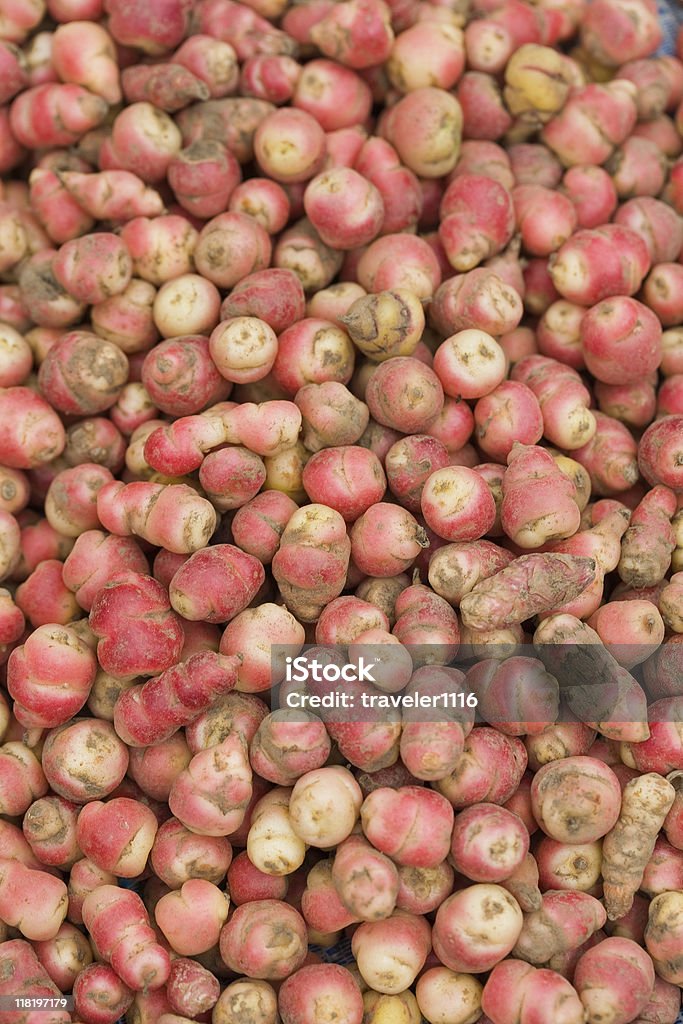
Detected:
left=119, top=215, right=197, bottom=286
left=501, top=444, right=581, bottom=548
left=588, top=601, right=665, bottom=669
left=360, top=786, right=454, bottom=868
left=473, top=381, right=543, bottom=463
left=294, top=58, right=371, bottom=130
left=278, top=963, right=363, bottom=1024
left=89, top=572, right=184, bottom=679
left=350, top=503, right=427, bottom=576
left=168, top=545, right=265, bottom=624
left=581, top=296, right=662, bottom=386
left=246, top=786, right=306, bottom=876
left=541, top=81, right=637, bottom=166
left=76, top=797, right=157, bottom=877
left=141, top=334, right=229, bottom=417
left=459, top=553, right=596, bottom=631
left=272, top=504, right=351, bottom=622
left=482, top=959, right=585, bottom=1024
left=304, top=168, right=384, bottom=250
left=630, top=976, right=682, bottom=1024
left=209, top=317, right=278, bottom=386
left=646, top=890, right=683, bottom=986
left=82, top=885, right=171, bottom=992
left=296, top=381, right=370, bottom=452
left=416, top=967, right=484, bottom=1024
left=303, top=445, right=386, bottom=522
left=307, top=0, right=393, bottom=67
left=91, top=281, right=158, bottom=356
left=433, top=884, right=523, bottom=974
left=615, top=195, right=683, bottom=264
left=511, top=355, right=595, bottom=451
left=395, top=860, right=455, bottom=916
left=356, top=233, right=442, bottom=300
left=438, top=175, right=514, bottom=271
left=536, top=837, right=603, bottom=894
left=0, top=741, right=48, bottom=816
left=168, top=730, right=252, bottom=837
left=63, top=418, right=126, bottom=472
left=155, top=879, right=229, bottom=955
left=563, top=165, right=618, bottom=230
left=128, top=733, right=192, bottom=802
left=531, top=756, right=622, bottom=843
left=288, top=766, right=362, bottom=848
left=331, top=833, right=399, bottom=922
left=0, top=387, right=65, bottom=469
left=7, top=623, right=96, bottom=729
left=168, top=140, right=242, bottom=219
left=352, top=911, right=431, bottom=994
left=0, top=939, right=72, bottom=1024
left=581, top=0, right=662, bottom=65
left=574, top=936, right=656, bottom=1024
left=641, top=835, right=683, bottom=897
left=143, top=400, right=302, bottom=476
left=433, top=329, right=506, bottom=401
left=185, top=691, right=269, bottom=753
left=512, top=891, right=607, bottom=965
left=67, top=858, right=117, bottom=926
left=96, top=482, right=217, bottom=554
left=166, top=957, right=220, bottom=1018
left=421, top=466, right=496, bottom=543
left=525, top=720, right=598, bottom=774
left=573, top=412, right=640, bottom=496
left=150, top=817, right=232, bottom=889
left=0, top=859, right=67, bottom=941
left=10, top=83, right=108, bottom=149
left=23, top=795, right=81, bottom=869
left=450, top=803, right=530, bottom=883
left=229, top=177, right=290, bottom=233
left=44, top=463, right=114, bottom=538
left=62, top=530, right=149, bottom=612
left=228, top=850, right=288, bottom=906
left=220, top=603, right=304, bottom=693
left=468, top=656, right=559, bottom=736
left=250, top=711, right=330, bottom=786
left=386, top=435, right=450, bottom=514
left=34, top=921, right=93, bottom=994
left=57, top=169, right=163, bottom=223
left=638, top=415, right=683, bottom=491
left=41, top=718, right=129, bottom=804
left=550, top=224, right=650, bottom=307
left=435, top=726, right=528, bottom=810
left=219, top=899, right=308, bottom=980
left=73, top=962, right=134, bottom=1024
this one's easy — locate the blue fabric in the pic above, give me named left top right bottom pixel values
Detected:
left=657, top=0, right=683, bottom=54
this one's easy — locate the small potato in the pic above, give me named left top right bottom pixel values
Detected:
left=289, top=766, right=363, bottom=848
left=248, top=788, right=307, bottom=876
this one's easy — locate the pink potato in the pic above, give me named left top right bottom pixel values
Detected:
left=450, top=803, right=530, bottom=883
left=278, top=964, right=363, bottom=1024
left=76, top=797, right=158, bottom=877
left=360, top=786, right=454, bottom=868
left=82, top=885, right=171, bottom=992
left=219, top=899, right=308, bottom=980
left=155, top=879, right=229, bottom=955
left=433, top=884, right=524, bottom=973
